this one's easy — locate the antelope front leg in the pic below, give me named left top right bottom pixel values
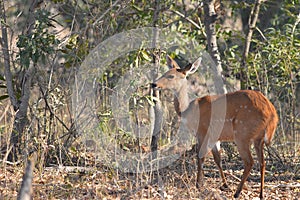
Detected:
left=196, top=156, right=205, bottom=188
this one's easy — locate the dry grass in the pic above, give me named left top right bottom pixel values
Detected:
left=1, top=142, right=299, bottom=200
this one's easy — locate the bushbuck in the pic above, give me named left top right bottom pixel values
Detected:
left=151, top=55, right=278, bottom=199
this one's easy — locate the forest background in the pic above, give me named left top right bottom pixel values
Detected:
left=0, top=0, right=299, bottom=199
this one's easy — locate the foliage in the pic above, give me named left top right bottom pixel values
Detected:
left=62, top=34, right=89, bottom=68
left=16, top=9, right=60, bottom=68
left=1, top=0, right=300, bottom=199
left=220, top=1, right=300, bottom=140
left=245, top=5, right=300, bottom=139
left=248, top=24, right=300, bottom=94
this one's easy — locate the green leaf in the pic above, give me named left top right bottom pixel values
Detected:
left=141, top=50, right=152, bottom=61
left=132, top=4, right=143, bottom=12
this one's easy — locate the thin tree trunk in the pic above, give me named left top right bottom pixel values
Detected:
left=11, top=66, right=35, bottom=157
left=17, top=152, right=37, bottom=200
left=1, top=0, right=40, bottom=161
left=203, top=0, right=227, bottom=94
left=0, top=1, right=18, bottom=110
left=150, top=0, right=163, bottom=159
left=241, top=0, right=262, bottom=89
left=1, top=0, right=21, bottom=160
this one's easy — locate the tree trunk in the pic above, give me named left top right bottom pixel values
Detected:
left=17, top=152, right=37, bottom=200
left=10, top=66, right=35, bottom=159
left=1, top=0, right=40, bottom=161
left=150, top=0, right=163, bottom=160
left=241, top=0, right=262, bottom=89
left=0, top=1, right=18, bottom=111
left=203, top=0, right=227, bottom=94
left=1, top=0, right=21, bottom=160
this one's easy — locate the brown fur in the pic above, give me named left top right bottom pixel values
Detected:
left=152, top=56, right=278, bottom=199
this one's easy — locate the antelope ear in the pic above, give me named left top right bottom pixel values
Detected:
left=166, top=55, right=180, bottom=69
left=185, top=57, right=201, bottom=75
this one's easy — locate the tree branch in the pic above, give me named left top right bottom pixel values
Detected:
left=241, top=0, right=262, bottom=89
left=203, top=0, right=226, bottom=94
left=150, top=0, right=163, bottom=158
left=170, top=9, right=204, bottom=32
left=0, top=0, right=18, bottom=111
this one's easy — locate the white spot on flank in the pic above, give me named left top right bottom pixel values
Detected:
left=235, top=119, right=238, bottom=124
left=244, top=105, right=248, bottom=109
left=235, top=109, right=239, bottom=112
left=248, top=110, right=251, bottom=112
left=240, top=105, right=243, bottom=108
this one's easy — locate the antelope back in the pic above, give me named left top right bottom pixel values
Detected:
left=184, top=90, right=278, bottom=147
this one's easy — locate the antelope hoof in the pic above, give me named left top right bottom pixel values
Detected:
left=220, top=183, right=229, bottom=191
left=234, top=191, right=240, bottom=199
left=259, top=194, right=264, bottom=200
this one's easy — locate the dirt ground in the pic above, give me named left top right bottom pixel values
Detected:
left=1, top=148, right=299, bottom=200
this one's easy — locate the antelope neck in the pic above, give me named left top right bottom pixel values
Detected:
left=173, top=82, right=190, bottom=116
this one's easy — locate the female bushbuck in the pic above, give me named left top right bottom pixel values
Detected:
left=151, top=56, right=278, bottom=199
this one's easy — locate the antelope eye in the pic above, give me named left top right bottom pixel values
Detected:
left=166, top=75, right=175, bottom=79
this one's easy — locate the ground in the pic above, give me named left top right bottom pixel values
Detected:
left=1, top=147, right=299, bottom=200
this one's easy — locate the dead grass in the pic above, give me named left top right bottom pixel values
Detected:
left=1, top=145, right=299, bottom=200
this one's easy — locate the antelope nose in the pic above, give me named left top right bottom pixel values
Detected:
left=151, top=83, right=157, bottom=88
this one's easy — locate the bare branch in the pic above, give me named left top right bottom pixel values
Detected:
left=0, top=0, right=18, bottom=110
left=241, top=0, right=262, bottom=89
